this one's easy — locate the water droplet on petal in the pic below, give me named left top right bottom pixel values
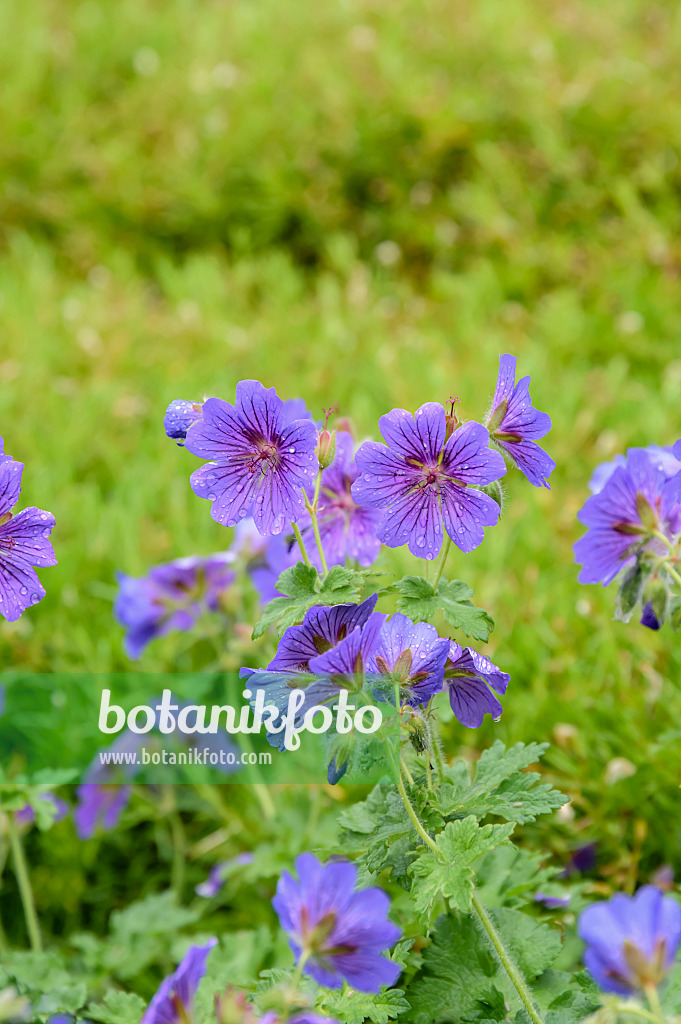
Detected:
left=42, top=528, right=51, bottom=538
left=207, top=492, right=217, bottom=501
left=289, top=447, right=295, bottom=453
left=20, top=586, right=27, bottom=595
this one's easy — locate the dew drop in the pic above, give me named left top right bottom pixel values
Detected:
left=40, top=513, right=48, bottom=521
left=289, top=447, right=296, bottom=453
left=20, top=586, right=27, bottom=595
left=30, top=593, right=40, bottom=603
left=207, top=492, right=217, bottom=501
left=42, top=528, right=51, bottom=537
left=238, top=508, right=248, bottom=518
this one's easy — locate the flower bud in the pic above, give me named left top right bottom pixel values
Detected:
left=326, top=731, right=357, bottom=784
left=408, top=716, right=429, bottom=754
left=316, top=429, right=337, bottom=469
left=641, top=576, right=669, bottom=628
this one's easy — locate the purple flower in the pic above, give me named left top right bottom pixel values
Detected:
left=195, top=853, right=254, bottom=897
left=15, top=792, right=69, bottom=828
left=233, top=518, right=297, bottom=603
left=269, top=595, right=379, bottom=673
left=590, top=444, right=681, bottom=495
left=74, top=784, right=131, bottom=840
left=74, top=730, right=144, bottom=838
left=574, top=448, right=681, bottom=586
left=242, top=597, right=384, bottom=762
left=352, top=406, right=506, bottom=558
left=185, top=381, right=317, bottom=535
left=273, top=853, right=402, bottom=993
left=365, top=612, right=449, bottom=707
left=163, top=398, right=204, bottom=444
left=115, top=553, right=235, bottom=658
left=142, top=939, right=217, bottom=1024
left=444, top=642, right=510, bottom=728
left=534, top=892, right=571, bottom=910
left=300, top=432, right=381, bottom=569
left=578, top=885, right=681, bottom=994
left=0, top=439, right=56, bottom=621
left=486, top=354, right=555, bottom=489
left=559, top=842, right=598, bottom=878
left=288, top=1016, right=341, bottom=1024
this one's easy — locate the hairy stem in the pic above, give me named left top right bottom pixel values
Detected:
left=472, top=893, right=545, bottom=1024
left=643, top=983, right=665, bottom=1024
left=7, top=816, right=42, bottom=952
left=432, top=535, right=452, bottom=590
left=392, top=763, right=544, bottom=1024
left=291, top=521, right=311, bottom=567
left=665, top=561, right=681, bottom=588
left=400, top=757, right=415, bottom=787
left=309, top=507, right=328, bottom=575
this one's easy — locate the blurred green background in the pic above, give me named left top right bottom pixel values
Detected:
left=1, top=0, right=680, bottom=885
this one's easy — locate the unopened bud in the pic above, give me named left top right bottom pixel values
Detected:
left=408, top=717, right=429, bottom=754
left=326, top=731, right=357, bottom=784
left=642, top=577, right=669, bottom=627
left=316, top=429, right=337, bottom=469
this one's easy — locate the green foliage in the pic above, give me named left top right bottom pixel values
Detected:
left=321, top=985, right=410, bottom=1024
left=86, top=991, right=148, bottom=1024
left=393, top=576, right=495, bottom=641
left=409, top=817, right=515, bottom=915
left=405, top=909, right=583, bottom=1024
left=252, top=563, right=364, bottom=637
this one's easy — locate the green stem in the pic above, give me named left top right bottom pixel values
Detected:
left=290, top=950, right=309, bottom=991
left=169, top=809, right=186, bottom=900
left=292, top=522, right=311, bottom=567
left=392, top=763, right=544, bottom=1024
left=643, top=983, right=665, bottom=1024
left=431, top=732, right=447, bottom=783
left=395, top=771, right=441, bottom=856
left=7, top=815, right=42, bottom=952
left=425, top=752, right=433, bottom=791
left=472, top=893, right=544, bottom=1024
left=400, top=757, right=415, bottom=787
left=432, top=536, right=452, bottom=590
left=666, top=562, right=681, bottom=588
left=652, top=530, right=675, bottom=554
left=309, top=507, right=328, bottom=575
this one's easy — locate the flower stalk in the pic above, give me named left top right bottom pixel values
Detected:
left=7, top=815, right=42, bottom=952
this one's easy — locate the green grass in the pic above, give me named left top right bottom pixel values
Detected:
left=2, top=0, right=681, bottom=889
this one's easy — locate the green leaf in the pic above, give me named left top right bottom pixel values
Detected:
left=434, top=741, right=567, bottom=826
left=252, top=562, right=363, bottom=637
left=409, top=817, right=514, bottom=917
left=321, top=986, right=409, bottom=1024
left=393, top=575, right=494, bottom=641
left=405, top=914, right=502, bottom=1024
left=475, top=845, right=562, bottom=909
left=110, top=890, right=201, bottom=938
left=437, top=579, right=495, bottom=641
left=491, top=907, right=562, bottom=980
left=86, top=991, right=147, bottom=1024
